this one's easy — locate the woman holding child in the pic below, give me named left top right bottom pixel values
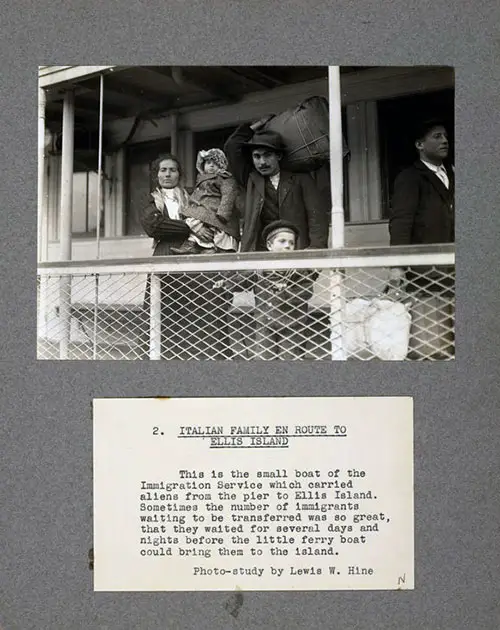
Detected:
left=140, top=151, right=238, bottom=360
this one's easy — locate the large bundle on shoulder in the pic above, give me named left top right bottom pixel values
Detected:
left=263, top=96, right=349, bottom=173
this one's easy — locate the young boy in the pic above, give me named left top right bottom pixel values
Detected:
left=171, top=148, right=240, bottom=254
left=216, top=220, right=316, bottom=360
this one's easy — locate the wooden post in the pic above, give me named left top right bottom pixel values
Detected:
left=59, top=90, right=75, bottom=359
left=328, top=66, right=346, bottom=360
left=170, top=112, right=178, bottom=156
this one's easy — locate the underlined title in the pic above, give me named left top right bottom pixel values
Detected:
left=177, top=425, right=348, bottom=449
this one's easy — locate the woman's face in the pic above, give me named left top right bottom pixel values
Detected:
left=157, top=159, right=180, bottom=189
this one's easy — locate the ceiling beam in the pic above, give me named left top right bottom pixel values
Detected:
left=228, top=67, right=285, bottom=89
left=170, top=66, right=240, bottom=103
left=133, top=67, right=181, bottom=90
left=39, top=65, right=129, bottom=88
left=77, top=75, right=172, bottom=109
left=46, top=97, right=128, bottom=120
left=74, top=94, right=132, bottom=118
left=47, top=82, right=175, bottom=122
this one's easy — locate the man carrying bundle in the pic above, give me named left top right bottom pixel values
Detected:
left=224, top=116, right=329, bottom=252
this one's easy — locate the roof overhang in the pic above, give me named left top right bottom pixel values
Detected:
left=39, top=66, right=127, bottom=89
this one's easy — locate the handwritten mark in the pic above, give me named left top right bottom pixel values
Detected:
left=397, top=573, right=406, bottom=590
left=224, top=587, right=244, bottom=618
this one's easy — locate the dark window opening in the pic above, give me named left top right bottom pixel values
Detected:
left=378, top=89, right=454, bottom=219
left=71, top=170, right=104, bottom=238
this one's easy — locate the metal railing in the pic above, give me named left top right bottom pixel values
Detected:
left=37, top=245, right=455, bottom=361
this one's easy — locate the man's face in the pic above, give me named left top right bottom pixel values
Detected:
left=252, top=148, right=281, bottom=176
left=416, top=126, right=449, bottom=162
left=267, top=230, right=296, bottom=252
left=158, top=159, right=180, bottom=188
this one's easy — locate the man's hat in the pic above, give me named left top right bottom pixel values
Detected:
left=262, top=220, right=300, bottom=244
left=245, top=130, right=286, bottom=152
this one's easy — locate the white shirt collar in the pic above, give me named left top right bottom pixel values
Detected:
left=421, top=158, right=445, bottom=173
left=420, top=159, right=449, bottom=189
left=269, top=172, right=280, bottom=189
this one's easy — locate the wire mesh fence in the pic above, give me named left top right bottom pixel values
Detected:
left=37, top=246, right=455, bottom=361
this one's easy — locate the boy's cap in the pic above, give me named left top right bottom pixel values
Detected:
left=262, top=220, right=300, bottom=243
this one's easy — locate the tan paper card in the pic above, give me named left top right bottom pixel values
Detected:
left=93, top=397, right=413, bottom=591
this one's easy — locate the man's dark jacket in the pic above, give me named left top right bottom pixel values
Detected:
left=389, top=160, right=455, bottom=293
left=389, top=160, right=454, bottom=245
left=224, top=124, right=329, bottom=251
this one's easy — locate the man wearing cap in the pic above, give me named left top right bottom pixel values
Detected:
left=224, top=117, right=328, bottom=252
left=216, top=218, right=317, bottom=359
left=388, top=119, right=455, bottom=359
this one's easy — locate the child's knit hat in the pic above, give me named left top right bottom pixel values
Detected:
left=196, top=148, right=229, bottom=174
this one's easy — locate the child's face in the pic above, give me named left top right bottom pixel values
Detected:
left=203, top=159, right=219, bottom=175
left=267, top=230, right=296, bottom=252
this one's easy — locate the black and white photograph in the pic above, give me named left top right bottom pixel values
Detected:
left=37, top=65, right=455, bottom=361
left=3, top=0, right=499, bottom=627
